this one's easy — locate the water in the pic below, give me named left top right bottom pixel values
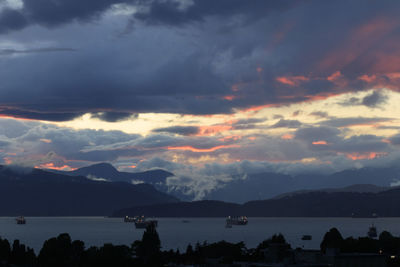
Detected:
left=0, top=217, right=399, bottom=253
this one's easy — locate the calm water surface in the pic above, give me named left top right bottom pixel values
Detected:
left=0, top=217, right=398, bottom=253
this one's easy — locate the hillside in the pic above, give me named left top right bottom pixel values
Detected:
left=113, top=187, right=400, bottom=217
left=0, top=165, right=178, bottom=216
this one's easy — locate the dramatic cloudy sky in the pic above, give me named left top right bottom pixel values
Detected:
left=2, top=0, right=400, bottom=193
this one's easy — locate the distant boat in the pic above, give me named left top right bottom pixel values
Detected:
left=16, top=216, right=26, bottom=225
left=226, top=216, right=248, bottom=226
left=182, top=220, right=190, bottom=223
left=134, top=216, right=158, bottom=229
left=301, top=235, right=312, bottom=240
left=368, top=224, right=378, bottom=238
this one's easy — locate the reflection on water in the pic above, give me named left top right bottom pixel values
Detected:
left=0, top=217, right=398, bottom=253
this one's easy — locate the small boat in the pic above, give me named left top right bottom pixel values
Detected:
left=301, top=235, right=312, bottom=240
left=226, top=216, right=248, bottom=225
left=16, top=216, right=26, bottom=225
left=134, top=216, right=158, bottom=229
left=368, top=224, right=378, bottom=238
left=182, top=220, right=190, bottom=223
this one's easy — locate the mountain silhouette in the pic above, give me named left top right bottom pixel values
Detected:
left=0, top=165, right=178, bottom=216
left=114, top=185, right=400, bottom=217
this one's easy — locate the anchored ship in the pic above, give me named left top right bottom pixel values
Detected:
left=133, top=216, right=158, bottom=229
left=226, top=216, right=248, bottom=226
left=16, top=216, right=26, bottom=225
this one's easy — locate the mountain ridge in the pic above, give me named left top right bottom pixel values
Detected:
left=0, top=165, right=178, bottom=216
left=114, top=185, right=400, bottom=217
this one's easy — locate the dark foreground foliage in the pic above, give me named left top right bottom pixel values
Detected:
left=2, top=226, right=400, bottom=266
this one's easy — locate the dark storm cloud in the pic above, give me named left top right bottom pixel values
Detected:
left=0, top=8, right=27, bottom=33
left=134, top=0, right=295, bottom=26
left=295, top=126, right=341, bottom=143
left=0, top=47, right=76, bottom=56
left=362, top=91, right=388, bottom=108
left=231, top=118, right=267, bottom=130
left=321, top=117, right=393, bottom=128
left=0, top=0, right=294, bottom=33
left=0, top=1, right=400, bottom=120
left=152, top=126, right=200, bottom=136
left=309, top=111, right=330, bottom=118
left=233, top=118, right=266, bottom=126
left=0, top=0, right=132, bottom=33
left=90, top=112, right=138, bottom=122
left=389, top=134, right=400, bottom=145
left=335, top=135, right=390, bottom=153
left=0, top=108, right=83, bottom=122
left=338, top=91, right=388, bottom=108
left=271, top=119, right=301, bottom=129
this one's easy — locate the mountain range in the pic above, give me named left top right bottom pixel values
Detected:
left=52, top=163, right=400, bottom=203
left=2, top=161, right=400, bottom=217
left=113, top=185, right=400, bottom=217
left=0, top=165, right=178, bottom=216
left=205, top=167, right=400, bottom=203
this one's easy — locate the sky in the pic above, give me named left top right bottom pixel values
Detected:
left=2, top=0, right=400, bottom=196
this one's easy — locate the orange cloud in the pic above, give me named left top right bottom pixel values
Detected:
left=327, top=71, right=342, bottom=82
left=276, top=75, right=309, bottom=86
left=281, top=133, right=294, bottom=140
left=312, top=140, right=328, bottom=145
left=36, top=162, right=77, bottom=171
left=0, top=114, right=37, bottom=122
left=358, top=74, right=377, bottom=83
left=166, top=144, right=240, bottom=153
left=3, top=157, right=13, bottom=165
left=386, top=72, right=400, bottom=79
left=345, top=152, right=387, bottom=160
left=222, top=95, right=237, bottom=101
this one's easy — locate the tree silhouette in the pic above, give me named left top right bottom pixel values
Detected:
left=38, top=233, right=84, bottom=267
left=320, top=227, right=343, bottom=253
left=0, top=237, right=10, bottom=263
left=136, top=223, right=162, bottom=266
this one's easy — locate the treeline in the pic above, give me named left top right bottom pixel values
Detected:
left=2, top=226, right=400, bottom=266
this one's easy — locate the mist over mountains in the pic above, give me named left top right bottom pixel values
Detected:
left=1, top=161, right=400, bottom=216
left=53, top=163, right=400, bottom=203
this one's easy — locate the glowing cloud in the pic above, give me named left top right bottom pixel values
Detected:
left=345, top=152, right=387, bottom=160
left=276, top=75, right=309, bottom=86
left=312, top=140, right=328, bottom=145
left=166, top=145, right=240, bottom=153
left=281, top=133, right=294, bottom=140
left=36, top=162, right=77, bottom=171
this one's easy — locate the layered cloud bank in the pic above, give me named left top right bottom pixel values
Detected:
left=1, top=0, right=400, bottom=197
